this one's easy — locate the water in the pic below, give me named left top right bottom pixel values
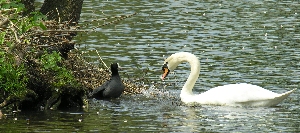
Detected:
left=1, top=0, right=300, bottom=132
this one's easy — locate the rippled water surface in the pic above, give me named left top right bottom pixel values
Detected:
left=1, top=0, right=300, bottom=132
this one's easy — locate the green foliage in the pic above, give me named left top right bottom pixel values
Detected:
left=17, top=12, right=47, bottom=33
left=0, top=32, right=5, bottom=45
left=0, top=1, right=47, bottom=97
left=0, top=1, right=85, bottom=110
left=0, top=0, right=24, bottom=13
left=40, top=51, right=62, bottom=71
left=53, top=67, right=79, bottom=89
left=0, top=51, right=28, bottom=97
left=1, top=0, right=47, bottom=34
left=40, top=52, right=80, bottom=92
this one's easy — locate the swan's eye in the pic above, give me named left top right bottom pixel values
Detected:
left=162, top=63, right=168, bottom=71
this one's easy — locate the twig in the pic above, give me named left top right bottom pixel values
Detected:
left=56, top=8, right=61, bottom=23
left=9, top=21, right=20, bottom=43
left=0, top=100, right=8, bottom=108
left=0, top=15, right=20, bottom=52
left=0, top=8, right=17, bottom=14
left=95, top=50, right=109, bottom=70
left=44, top=29, right=89, bottom=32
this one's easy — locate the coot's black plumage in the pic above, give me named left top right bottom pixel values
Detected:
left=90, top=63, right=125, bottom=99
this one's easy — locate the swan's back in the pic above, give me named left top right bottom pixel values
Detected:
left=189, top=83, right=296, bottom=107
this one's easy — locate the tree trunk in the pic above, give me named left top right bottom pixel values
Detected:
left=21, top=0, right=35, bottom=16
left=40, top=0, right=84, bottom=24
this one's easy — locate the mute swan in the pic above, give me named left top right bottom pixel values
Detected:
left=161, top=52, right=296, bottom=107
left=89, top=63, right=125, bottom=99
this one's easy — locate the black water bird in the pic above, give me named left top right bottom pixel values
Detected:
left=90, top=63, right=125, bottom=99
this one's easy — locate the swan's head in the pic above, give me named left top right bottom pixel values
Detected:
left=161, top=63, right=170, bottom=80
left=161, top=53, right=182, bottom=80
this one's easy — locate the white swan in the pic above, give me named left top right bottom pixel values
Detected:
left=161, top=52, right=296, bottom=107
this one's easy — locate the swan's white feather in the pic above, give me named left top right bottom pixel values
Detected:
left=163, top=52, right=296, bottom=107
left=181, top=83, right=296, bottom=107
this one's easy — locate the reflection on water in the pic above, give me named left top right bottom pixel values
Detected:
left=1, top=96, right=298, bottom=132
left=2, top=84, right=299, bottom=132
left=1, top=0, right=300, bottom=132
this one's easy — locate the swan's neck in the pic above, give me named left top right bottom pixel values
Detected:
left=181, top=53, right=200, bottom=96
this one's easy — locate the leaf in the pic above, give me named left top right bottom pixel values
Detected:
left=0, top=0, right=6, bottom=4
left=0, top=32, right=6, bottom=45
left=39, top=22, right=47, bottom=30
left=0, top=58, right=4, bottom=63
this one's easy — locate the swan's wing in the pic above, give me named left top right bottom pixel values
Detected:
left=235, top=88, right=296, bottom=107
left=197, top=83, right=276, bottom=100
left=194, top=83, right=296, bottom=107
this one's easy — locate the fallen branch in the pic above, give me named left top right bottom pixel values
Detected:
left=95, top=49, right=109, bottom=70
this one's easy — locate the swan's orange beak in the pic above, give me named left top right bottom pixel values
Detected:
left=161, top=63, right=170, bottom=80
